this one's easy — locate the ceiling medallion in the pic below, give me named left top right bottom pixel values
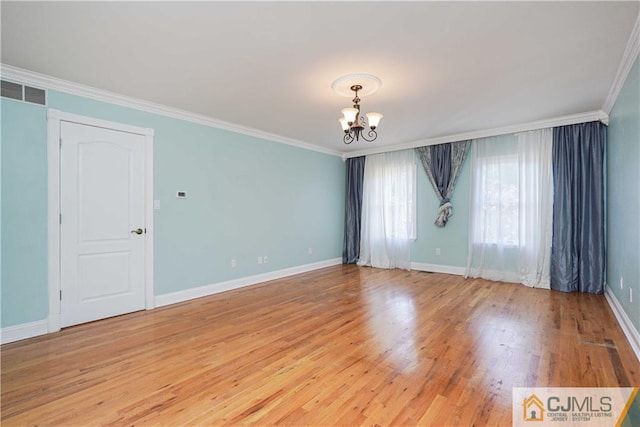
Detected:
left=332, top=74, right=383, bottom=145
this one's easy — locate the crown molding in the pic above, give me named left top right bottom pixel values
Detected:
left=603, top=11, right=640, bottom=114
left=343, top=110, right=608, bottom=159
left=0, top=64, right=342, bottom=158
left=1, top=63, right=614, bottom=161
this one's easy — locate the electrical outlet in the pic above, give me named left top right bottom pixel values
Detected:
left=620, top=276, right=624, bottom=289
left=308, top=247, right=313, bottom=255
left=231, top=259, right=237, bottom=268
left=257, top=256, right=263, bottom=265
left=263, top=256, right=269, bottom=264
left=435, top=248, right=441, bottom=256
left=630, top=288, right=633, bottom=303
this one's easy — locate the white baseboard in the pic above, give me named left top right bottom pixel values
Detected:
left=411, top=262, right=466, bottom=276
left=605, top=286, right=640, bottom=362
left=48, top=313, right=61, bottom=333
left=1, top=319, right=49, bottom=345
left=155, top=258, right=342, bottom=308
left=1, top=258, right=342, bottom=344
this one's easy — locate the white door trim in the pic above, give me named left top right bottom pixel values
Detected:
left=47, top=109, right=155, bottom=333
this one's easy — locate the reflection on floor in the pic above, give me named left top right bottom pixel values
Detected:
left=2, top=265, right=638, bottom=425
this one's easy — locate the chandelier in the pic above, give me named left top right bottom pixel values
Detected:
left=332, top=74, right=383, bottom=145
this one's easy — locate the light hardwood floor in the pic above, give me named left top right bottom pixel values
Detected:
left=2, top=265, right=639, bottom=426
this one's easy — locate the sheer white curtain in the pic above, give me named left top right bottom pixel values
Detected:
left=358, top=150, right=416, bottom=270
left=465, top=129, right=553, bottom=287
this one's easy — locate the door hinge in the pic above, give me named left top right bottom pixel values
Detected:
left=59, top=213, right=62, bottom=224
left=59, top=137, right=62, bottom=148
left=59, top=290, right=62, bottom=300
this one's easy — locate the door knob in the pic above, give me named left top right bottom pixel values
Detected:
left=131, top=228, right=143, bottom=235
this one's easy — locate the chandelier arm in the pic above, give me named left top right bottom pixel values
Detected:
left=360, top=129, right=378, bottom=142
left=343, top=133, right=355, bottom=144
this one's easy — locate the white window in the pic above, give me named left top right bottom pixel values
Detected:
left=466, top=130, right=553, bottom=288
left=359, top=150, right=417, bottom=269
left=472, top=152, right=519, bottom=246
left=367, top=162, right=417, bottom=241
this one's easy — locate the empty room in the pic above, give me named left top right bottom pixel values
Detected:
left=1, top=1, right=639, bottom=425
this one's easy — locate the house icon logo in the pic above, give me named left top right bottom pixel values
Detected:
left=523, top=394, right=545, bottom=421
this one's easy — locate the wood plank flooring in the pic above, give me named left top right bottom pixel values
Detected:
left=2, top=265, right=639, bottom=425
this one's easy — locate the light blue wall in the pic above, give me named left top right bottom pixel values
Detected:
left=1, top=99, right=49, bottom=326
left=5, top=62, right=635, bottom=331
left=0, top=91, right=345, bottom=327
left=412, top=152, right=470, bottom=267
left=607, top=56, right=640, bottom=332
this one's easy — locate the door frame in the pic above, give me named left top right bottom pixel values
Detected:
left=46, top=109, right=155, bottom=332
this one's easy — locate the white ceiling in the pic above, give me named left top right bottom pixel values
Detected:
left=2, top=1, right=638, bottom=155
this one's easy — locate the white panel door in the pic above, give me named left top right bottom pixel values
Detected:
left=60, top=121, right=146, bottom=327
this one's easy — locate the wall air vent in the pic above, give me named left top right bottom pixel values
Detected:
left=1, top=80, right=47, bottom=106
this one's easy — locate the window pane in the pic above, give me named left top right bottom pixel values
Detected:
left=474, top=154, right=519, bottom=245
